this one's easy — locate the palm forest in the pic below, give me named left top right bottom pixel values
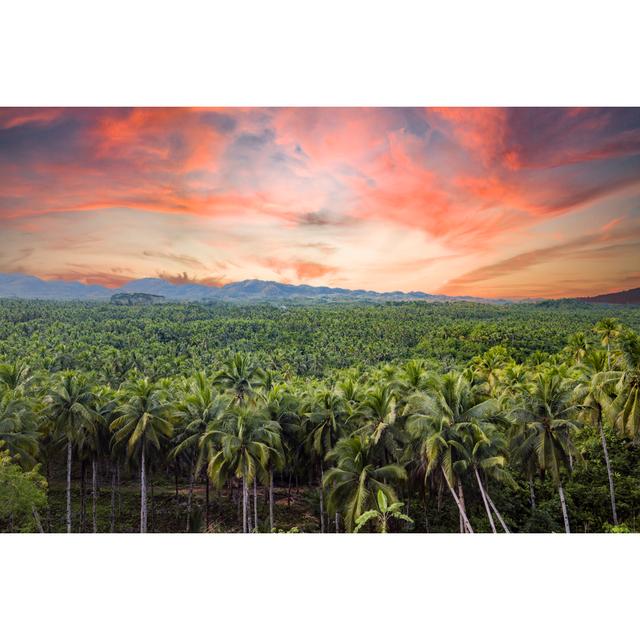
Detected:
left=1, top=298, right=640, bottom=534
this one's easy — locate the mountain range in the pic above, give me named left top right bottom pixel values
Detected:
left=1, top=272, right=638, bottom=305
left=0, top=272, right=509, bottom=304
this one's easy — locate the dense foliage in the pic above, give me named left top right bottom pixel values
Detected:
left=1, top=298, right=639, bottom=533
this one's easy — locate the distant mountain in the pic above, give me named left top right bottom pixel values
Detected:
left=575, top=287, right=640, bottom=305
left=0, top=273, right=113, bottom=300
left=0, top=272, right=511, bottom=304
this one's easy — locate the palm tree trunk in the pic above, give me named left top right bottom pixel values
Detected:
left=32, top=507, right=45, bottom=533
left=269, top=470, right=274, bottom=532
left=116, top=462, right=122, bottom=517
left=529, top=477, right=536, bottom=511
left=319, top=465, right=325, bottom=533
left=253, top=477, right=258, bottom=532
left=335, top=511, right=339, bottom=533
left=242, top=476, right=248, bottom=533
left=92, top=457, right=98, bottom=533
left=485, top=488, right=510, bottom=533
left=597, top=414, right=618, bottom=525
left=66, top=439, right=72, bottom=533
left=186, top=460, right=195, bottom=532
left=558, top=482, right=570, bottom=533
left=457, top=481, right=468, bottom=533
left=150, top=472, right=155, bottom=533
left=443, top=471, right=474, bottom=533
left=474, top=467, right=496, bottom=533
left=205, top=474, right=210, bottom=531
left=80, top=459, right=86, bottom=532
left=140, top=446, right=147, bottom=534
left=110, top=463, right=116, bottom=533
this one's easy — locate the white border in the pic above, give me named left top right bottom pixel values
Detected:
left=1, top=0, right=639, bottom=106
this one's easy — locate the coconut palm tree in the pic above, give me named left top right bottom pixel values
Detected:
left=353, top=384, right=403, bottom=465
left=610, top=331, right=640, bottom=441
left=0, top=361, right=35, bottom=392
left=260, top=384, right=292, bottom=530
left=303, top=386, right=348, bottom=531
left=459, top=421, right=514, bottom=532
left=574, top=349, right=619, bottom=525
left=511, top=371, right=581, bottom=533
left=111, top=378, right=173, bottom=533
left=323, top=434, right=406, bottom=532
left=354, top=489, right=414, bottom=533
left=200, top=405, right=281, bottom=532
left=405, top=372, right=501, bottom=533
left=45, top=372, right=96, bottom=533
left=0, top=389, right=39, bottom=469
left=215, top=353, right=261, bottom=405
left=594, top=318, right=621, bottom=369
left=171, top=372, right=227, bottom=531
left=565, top=331, right=590, bottom=365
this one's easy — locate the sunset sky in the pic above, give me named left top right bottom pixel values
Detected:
left=0, top=107, right=639, bottom=298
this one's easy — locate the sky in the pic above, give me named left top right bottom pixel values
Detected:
left=0, top=107, right=639, bottom=298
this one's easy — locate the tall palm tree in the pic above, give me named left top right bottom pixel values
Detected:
left=200, top=405, right=281, bottom=533
left=459, top=421, right=514, bottom=532
left=323, top=434, right=406, bottom=532
left=303, top=386, right=348, bottom=532
left=215, top=353, right=261, bottom=405
left=405, top=372, right=502, bottom=533
left=111, top=378, right=173, bottom=533
left=0, top=389, right=39, bottom=469
left=610, top=331, right=640, bottom=441
left=171, top=372, right=227, bottom=531
left=45, top=372, right=96, bottom=533
left=260, top=384, right=292, bottom=530
left=574, top=349, right=619, bottom=525
left=0, top=361, right=35, bottom=392
left=354, top=384, right=403, bottom=465
left=594, top=318, right=621, bottom=369
left=511, top=371, right=581, bottom=533
left=565, top=331, right=590, bottom=365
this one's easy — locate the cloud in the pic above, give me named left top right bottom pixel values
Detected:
left=260, top=257, right=338, bottom=280
left=441, top=223, right=640, bottom=296
left=156, top=271, right=228, bottom=287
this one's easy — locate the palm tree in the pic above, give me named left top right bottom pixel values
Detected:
left=574, top=349, right=619, bottom=525
left=459, top=421, right=514, bottom=532
left=260, top=384, right=292, bottom=530
left=200, top=405, right=281, bottom=532
left=0, top=361, right=35, bottom=392
left=405, top=372, right=502, bottom=533
left=323, top=434, right=406, bottom=532
left=0, top=389, right=39, bottom=469
left=215, top=353, right=261, bottom=405
left=594, top=318, right=621, bottom=369
left=511, top=371, right=581, bottom=533
left=171, top=372, right=227, bottom=531
left=354, top=489, right=414, bottom=533
left=354, top=384, right=403, bottom=465
left=565, top=331, right=590, bottom=364
left=111, top=378, right=173, bottom=533
left=303, top=386, right=347, bottom=532
left=45, top=372, right=96, bottom=533
left=610, top=331, right=640, bottom=440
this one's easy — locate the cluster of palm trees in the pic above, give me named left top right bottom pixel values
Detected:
left=1, top=318, right=639, bottom=533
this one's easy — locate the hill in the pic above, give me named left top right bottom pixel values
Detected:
left=0, top=272, right=510, bottom=304
left=576, top=287, right=640, bottom=305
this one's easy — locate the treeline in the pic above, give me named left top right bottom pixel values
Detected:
left=1, top=315, right=639, bottom=533
left=2, top=299, right=640, bottom=379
